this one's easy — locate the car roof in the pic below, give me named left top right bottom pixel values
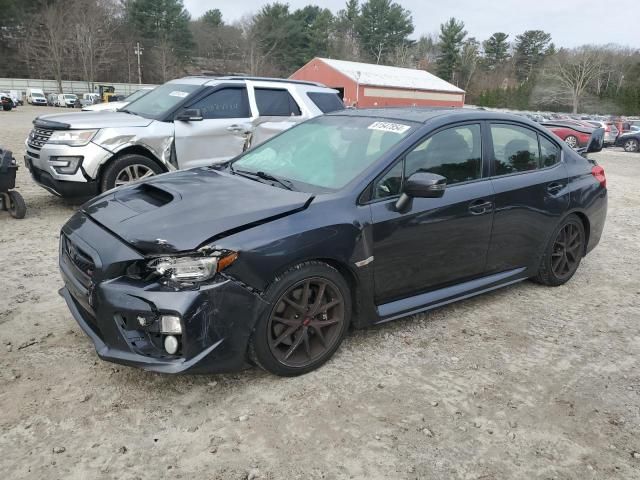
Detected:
left=326, top=107, right=536, bottom=125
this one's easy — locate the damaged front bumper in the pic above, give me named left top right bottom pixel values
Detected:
left=60, top=212, right=268, bottom=374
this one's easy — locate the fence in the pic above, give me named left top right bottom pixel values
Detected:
left=0, top=78, right=157, bottom=97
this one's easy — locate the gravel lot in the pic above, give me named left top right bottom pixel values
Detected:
left=1, top=105, right=639, bottom=479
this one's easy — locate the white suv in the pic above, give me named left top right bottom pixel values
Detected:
left=24, top=76, right=344, bottom=198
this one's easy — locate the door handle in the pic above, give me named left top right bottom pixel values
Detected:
left=546, top=182, right=564, bottom=194
left=469, top=199, right=493, bottom=215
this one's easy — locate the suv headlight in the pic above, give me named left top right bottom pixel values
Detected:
left=147, top=251, right=238, bottom=283
left=49, top=129, right=98, bottom=146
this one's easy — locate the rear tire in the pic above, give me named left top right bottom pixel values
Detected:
left=249, top=261, right=351, bottom=376
left=100, top=154, right=163, bottom=192
left=564, top=135, right=578, bottom=149
left=534, top=214, right=585, bottom=286
left=8, top=191, right=26, bottom=219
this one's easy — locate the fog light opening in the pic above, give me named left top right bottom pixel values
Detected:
left=164, top=335, right=179, bottom=355
left=160, top=315, right=182, bottom=334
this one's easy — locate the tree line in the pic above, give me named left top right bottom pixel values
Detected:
left=0, top=0, right=638, bottom=114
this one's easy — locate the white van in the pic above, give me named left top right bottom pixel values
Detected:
left=9, top=90, right=22, bottom=105
left=56, top=93, right=77, bottom=108
left=26, top=88, right=47, bottom=105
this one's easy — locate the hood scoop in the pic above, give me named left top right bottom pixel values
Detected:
left=113, top=183, right=175, bottom=213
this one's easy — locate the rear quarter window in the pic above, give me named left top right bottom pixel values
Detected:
left=306, top=92, right=345, bottom=113
left=255, top=88, right=301, bottom=116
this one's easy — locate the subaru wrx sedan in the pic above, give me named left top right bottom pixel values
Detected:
left=59, top=109, right=607, bottom=376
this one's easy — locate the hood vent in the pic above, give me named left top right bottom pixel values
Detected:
left=114, top=183, right=174, bottom=213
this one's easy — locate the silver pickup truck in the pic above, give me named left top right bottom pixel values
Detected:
left=24, top=76, right=344, bottom=198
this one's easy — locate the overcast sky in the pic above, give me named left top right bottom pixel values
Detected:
left=183, top=0, right=637, bottom=48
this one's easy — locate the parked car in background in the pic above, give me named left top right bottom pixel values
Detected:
left=56, top=93, right=78, bottom=108
left=585, top=120, right=618, bottom=145
left=0, top=92, right=18, bottom=108
left=615, top=130, right=640, bottom=152
left=1, top=93, right=13, bottom=111
left=82, top=87, right=155, bottom=112
left=58, top=108, right=608, bottom=376
left=26, top=88, right=47, bottom=105
left=24, top=76, right=344, bottom=198
left=47, top=93, right=58, bottom=106
left=8, top=90, right=22, bottom=106
left=542, top=121, right=594, bottom=149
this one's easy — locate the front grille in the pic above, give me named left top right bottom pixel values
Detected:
left=61, top=234, right=95, bottom=288
left=27, top=127, right=53, bottom=151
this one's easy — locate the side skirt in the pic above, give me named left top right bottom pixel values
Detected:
left=374, top=267, right=529, bottom=324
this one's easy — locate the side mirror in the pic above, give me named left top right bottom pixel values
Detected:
left=395, top=172, right=446, bottom=211
left=175, top=108, right=203, bottom=122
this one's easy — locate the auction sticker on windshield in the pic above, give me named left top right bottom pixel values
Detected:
left=368, top=121, right=411, bottom=134
left=169, top=91, right=190, bottom=98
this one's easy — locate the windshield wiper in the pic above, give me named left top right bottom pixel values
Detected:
left=234, top=169, right=295, bottom=191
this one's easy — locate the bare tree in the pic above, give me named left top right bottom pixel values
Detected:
left=24, top=1, right=72, bottom=92
left=71, top=0, right=119, bottom=90
left=545, top=47, right=605, bottom=113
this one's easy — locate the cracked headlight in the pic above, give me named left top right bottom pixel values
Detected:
left=147, top=251, right=238, bottom=283
left=49, top=129, right=98, bottom=146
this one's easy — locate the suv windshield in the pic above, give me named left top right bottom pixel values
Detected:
left=232, top=115, right=415, bottom=192
left=124, top=83, right=200, bottom=119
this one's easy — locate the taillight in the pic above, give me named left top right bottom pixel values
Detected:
left=591, top=165, right=606, bottom=188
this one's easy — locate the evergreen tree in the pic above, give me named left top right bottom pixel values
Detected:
left=482, top=32, right=509, bottom=70
left=513, top=30, right=552, bottom=83
left=355, top=0, right=413, bottom=64
left=436, top=17, right=466, bottom=82
left=201, top=9, right=223, bottom=28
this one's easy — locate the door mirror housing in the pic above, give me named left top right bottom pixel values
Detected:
left=175, top=109, right=203, bottom=122
left=395, top=172, right=446, bottom=211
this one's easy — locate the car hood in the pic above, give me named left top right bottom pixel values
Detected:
left=82, top=101, right=128, bottom=112
left=34, top=111, right=152, bottom=129
left=83, top=168, right=314, bottom=254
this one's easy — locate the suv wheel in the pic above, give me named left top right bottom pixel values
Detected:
left=534, top=214, right=585, bottom=286
left=249, top=261, right=351, bottom=376
left=100, top=154, right=163, bottom=192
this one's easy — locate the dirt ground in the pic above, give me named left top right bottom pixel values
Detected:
left=0, top=105, right=639, bottom=479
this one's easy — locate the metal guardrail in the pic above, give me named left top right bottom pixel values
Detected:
left=0, top=78, right=157, bottom=96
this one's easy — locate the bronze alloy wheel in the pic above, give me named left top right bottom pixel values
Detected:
left=550, top=222, right=584, bottom=281
left=267, top=277, right=345, bottom=368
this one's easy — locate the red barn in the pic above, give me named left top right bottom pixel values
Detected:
left=290, top=57, right=465, bottom=108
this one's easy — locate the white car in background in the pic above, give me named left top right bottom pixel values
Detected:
left=82, top=87, right=155, bottom=112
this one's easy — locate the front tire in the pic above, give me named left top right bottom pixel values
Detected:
left=623, top=138, right=639, bottom=152
left=249, top=261, right=351, bottom=376
left=534, top=214, right=585, bottom=286
left=100, top=154, right=163, bottom=192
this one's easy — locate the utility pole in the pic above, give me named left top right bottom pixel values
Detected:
left=134, top=42, right=143, bottom=85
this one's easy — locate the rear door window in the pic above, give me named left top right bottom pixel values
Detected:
left=306, top=92, right=345, bottom=113
left=190, top=87, right=250, bottom=119
left=490, top=124, right=540, bottom=175
left=539, top=136, right=560, bottom=167
left=255, top=88, right=301, bottom=116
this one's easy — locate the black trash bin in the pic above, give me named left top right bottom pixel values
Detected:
left=0, top=147, right=26, bottom=219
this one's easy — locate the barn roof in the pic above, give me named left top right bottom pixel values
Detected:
left=316, top=58, right=465, bottom=94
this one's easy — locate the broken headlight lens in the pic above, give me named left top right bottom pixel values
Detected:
left=147, top=251, right=237, bottom=283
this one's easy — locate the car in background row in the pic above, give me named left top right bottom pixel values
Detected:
left=58, top=108, right=608, bottom=376
left=1, top=93, right=14, bottom=111
left=55, top=93, right=78, bottom=108
left=585, top=120, right=618, bottom=145
left=82, top=87, right=155, bottom=112
left=24, top=76, right=344, bottom=198
left=542, top=121, right=594, bottom=149
left=615, top=130, right=640, bottom=152
left=26, top=88, right=47, bottom=106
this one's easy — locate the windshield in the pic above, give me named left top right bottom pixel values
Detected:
left=232, top=115, right=416, bottom=191
left=64, top=94, right=76, bottom=99
left=33, top=93, right=45, bottom=98
left=124, top=83, right=200, bottom=119
left=125, top=88, right=153, bottom=103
